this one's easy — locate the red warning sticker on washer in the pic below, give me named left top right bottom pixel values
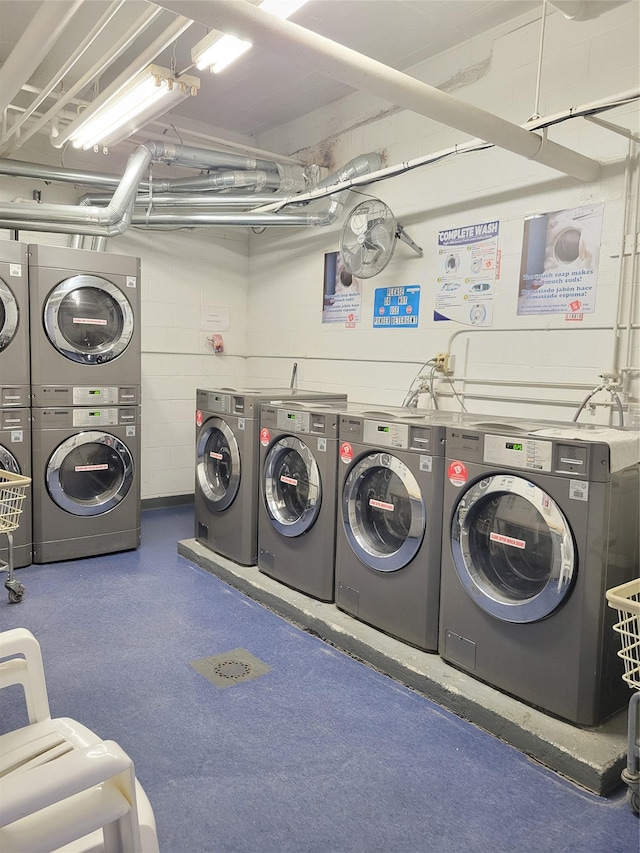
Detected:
left=280, top=475, right=298, bottom=486
left=260, top=427, right=270, bottom=446
left=448, top=460, right=468, bottom=487
left=196, top=410, right=203, bottom=426
left=369, top=499, right=394, bottom=512
left=340, top=442, right=353, bottom=463
left=75, top=464, right=109, bottom=472
left=209, top=451, right=223, bottom=460
left=73, top=317, right=108, bottom=325
left=490, top=532, right=526, bottom=549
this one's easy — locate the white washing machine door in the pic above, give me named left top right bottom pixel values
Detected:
left=196, top=417, right=240, bottom=512
left=451, top=473, right=576, bottom=623
left=43, top=274, right=134, bottom=364
left=263, top=435, right=321, bottom=538
left=46, top=431, right=134, bottom=516
left=0, top=278, right=19, bottom=351
left=0, top=444, right=20, bottom=474
left=342, top=451, right=425, bottom=572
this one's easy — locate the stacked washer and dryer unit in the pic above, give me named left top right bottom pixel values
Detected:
left=0, top=241, right=32, bottom=569
left=28, top=245, right=142, bottom=563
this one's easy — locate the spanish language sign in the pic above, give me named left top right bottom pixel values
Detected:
left=433, top=220, right=499, bottom=326
left=322, top=251, right=362, bottom=326
left=373, top=285, right=421, bottom=328
left=517, top=204, right=604, bottom=316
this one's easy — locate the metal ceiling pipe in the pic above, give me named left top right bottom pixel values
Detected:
left=0, top=144, right=154, bottom=236
left=10, top=3, right=166, bottom=153
left=0, top=143, right=379, bottom=235
left=159, top=0, right=600, bottom=182
left=0, top=1, right=83, bottom=115
left=80, top=193, right=292, bottom=208
left=0, top=158, right=138, bottom=190
left=2, top=0, right=127, bottom=146
left=154, top=143, right=280, bottom=173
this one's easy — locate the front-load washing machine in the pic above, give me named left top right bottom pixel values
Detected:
left=28, top=245, right=141, bottom=408
left=439, top=424, right=639, bottom=725
left=195, top=387, right=346, bottom=566
left=258, top=400, right=341, bottom=601
left=0, top=241, right=30, bottom=408
left=334, top=407, right=446, bottom=651
left=31, top=405, right=140, bottom=563
left=0, top=408, right=31, bottom=568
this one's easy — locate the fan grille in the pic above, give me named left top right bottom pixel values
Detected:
left=340, top=199, right=397, bottom=278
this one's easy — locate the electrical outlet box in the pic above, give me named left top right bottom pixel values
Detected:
left=434, top=352, right=455, bottom=374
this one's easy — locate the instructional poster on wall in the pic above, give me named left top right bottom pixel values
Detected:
left=517, top=204, right=604, bottom=316
left=322, top=251, right=362, bottom=326
left=433, top=220, right=499, bottom=326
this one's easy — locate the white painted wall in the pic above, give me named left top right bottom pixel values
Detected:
left=1, top=2, right=638, bottom=500
left=249, top=3, right=639, bottom=424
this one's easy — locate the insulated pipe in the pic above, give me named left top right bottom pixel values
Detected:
left=153, top=143, right=279, bottom=173
left=80, top=193, right=291, bottom=208
left=0, top=1, right=83, bottom=115
left=155, top=171, right=285, bottom=191
left=156, top=0, right=600, bottom=182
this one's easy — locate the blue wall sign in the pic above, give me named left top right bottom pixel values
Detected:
left=373, top=285, right=421, bottom=328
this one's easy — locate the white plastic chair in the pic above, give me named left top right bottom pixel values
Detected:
left=0, top=628, right=159, bottom=853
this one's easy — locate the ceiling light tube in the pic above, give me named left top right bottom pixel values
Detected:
left=67, top=64, right=199, bottom=150
left=191, top=0, right=308, bottom=73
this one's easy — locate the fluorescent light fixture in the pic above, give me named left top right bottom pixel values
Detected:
left=191, top=0, right=308, bottom=73
left=67, top=65, right=200, bottom=150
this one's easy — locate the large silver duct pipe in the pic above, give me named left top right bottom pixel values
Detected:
left=153, top=143, right=280, bottom=173
left=0, top=143, right=380, bottom=235
left=156, top=0, right=600, bottom=182
left=80, top=193, right=293, bottom=208
left=154, top=171, right=288, bottom=192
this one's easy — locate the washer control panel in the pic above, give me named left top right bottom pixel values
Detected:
left=483, top=434, right=553, bottom=471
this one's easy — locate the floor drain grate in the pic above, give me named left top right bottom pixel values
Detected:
left=190, top=648, right=271, bottom=688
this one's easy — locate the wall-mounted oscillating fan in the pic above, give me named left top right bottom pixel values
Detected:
left=339, top=198, right=422, bottom=279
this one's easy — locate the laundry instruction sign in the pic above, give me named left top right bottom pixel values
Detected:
left=517, top=204, right=604, bottom=316
left=373, top=285, right=420, bottom=328
left=433, top=219, right=499, bottom=326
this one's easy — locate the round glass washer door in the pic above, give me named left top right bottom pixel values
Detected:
left=43, top=275, right=134, bottom=364
left=342, top=452, right=425, bottom=572
left=196, top=417, right=240, bottom=512
left=451, top=474, right=576, bottom=623
left=263, top=435, right=321, bottom=538
left=46, top=431, right=134, bottom=516
left=0, top=445, right=20, bottom=474
left=0, top=278, right=19, bottom=351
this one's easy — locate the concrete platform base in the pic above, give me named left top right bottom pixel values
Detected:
left=178, top=538, right=629, bottom=796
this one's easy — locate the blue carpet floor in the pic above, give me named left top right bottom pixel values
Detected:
left=1, top=505, right=637, bottom=853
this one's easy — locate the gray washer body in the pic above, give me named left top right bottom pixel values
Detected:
left=258, top=401, right=341, bottom=601
left=334, top=406, right=447, bottom=652
left=31, top=405, right=141, bottom=563
left=28, top=244, right=141, bottom=407
left=0, top=408, right=31, bottom=568
left=0, top=242, right=30, bottom=407
left=439, top=424, right=639, bottom=726
left=194, top=387, right=346, bottom=566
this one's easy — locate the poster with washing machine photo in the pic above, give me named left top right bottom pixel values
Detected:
left=322, top=251, right=362, bottom=325
left=517, top=204, right=604, bottom=316
left=433, top=219, right=499, bottom=326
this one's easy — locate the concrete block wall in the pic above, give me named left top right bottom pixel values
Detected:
left=250, top=3, right=639, bottom=423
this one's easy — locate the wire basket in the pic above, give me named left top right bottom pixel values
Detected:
left=606, top=578, right=640, bottom=691
left=0, top=470, right=31, bottom=535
